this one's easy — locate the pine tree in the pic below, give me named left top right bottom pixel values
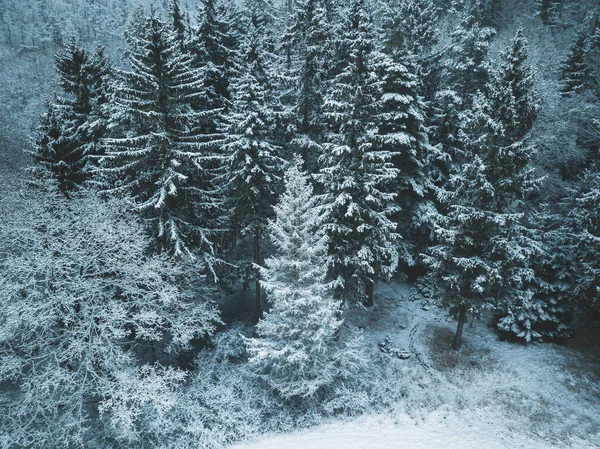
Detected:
left=290, top=0, right=332, bottom=172
left=102, top=9, right=221, bottom=261
left=497, top=207, right=572, bottom=342
left=569, top=169, right=600, bottom=317
left=424, top=90, right=542, bottom=350
left=319, top=0, right=399, bottom=306
left=190, top=0, right=236, bottom=116
left=170, top=0, right=187, bottom=49
left=221, top=23, right=284, bottom=311
left=444, top=7, right=495, bottom=105
left=538, top=0, right=563, bottom=27
left=561, top=29, right=589, bottom=97
left=489, top=29, right=540, bottom=143
left=31, top=41, right=110, bottom=194
left=245, top=157, right=343, bottom=398
left=375, top=35, right=435, bottom=264
left=397, top=0, right=439, bottom=57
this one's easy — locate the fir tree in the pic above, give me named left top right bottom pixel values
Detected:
left=170, top=0, right=187, bottom=49
left=31, top=41, right=110, bottom=194
left=102, top=9, right=221, bottom=261
left=538, top=0, right=563, bottom=27
left=569, top=169, right=600, bottom=316
left=444, top=7, right=495, bottom=105
left=561, top=29, right=589, bottom=97
left=489, top=29, right=540, bottom=143
left=374, top=46, right=434, bottom=264
left=290, top=0, right=332, bottom=172
left=221, top=25, right=284, bottom=311
left=397, top=0, right=439, bottom=57
left=245, top=157, right=343, bottom=398
left=190, top=0, right=236, bottom=115
left=319, top=0, right=399, bottom=306
left=497, top=207, right=572, bottom=342
left=424, top=92, right=543, bottom=350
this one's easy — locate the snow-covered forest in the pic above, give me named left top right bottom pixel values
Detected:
left=0, top=0, right=599, bottom=447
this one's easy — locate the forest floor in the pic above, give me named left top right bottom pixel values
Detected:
left=231, top=282, right=600, bottom=449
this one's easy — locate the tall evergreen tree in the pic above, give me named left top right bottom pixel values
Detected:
left=170, top=0, right=187, bottom=49
left=444, top=7, right=495, bottom=105
left=190, top=0, right=236, bottom=116
left=396, top=0, right=439, bottom=57
left=245, top=157, right=343, bottom=398
left=221, top=23, right=284, bottom=311
left=489, top=29, right=540, bottom=143
left=424, top=96, right=542, bottom=350
left=31, top=41, right=110, bottom=194
left=102, top=9, right=220, bottom=262
left=289, top=0, right=332, bottom=172
left=319, top=0, right=399, bottom=306
left=561, top=29, right=589, bottom=97
left=375, top=32, right=435, bottom=264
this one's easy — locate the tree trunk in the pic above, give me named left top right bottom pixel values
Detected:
left=452, top=304, right=468, bottom=351
left=254, top=227, right=261, bottom=314
left=364, top=279, right=374, bottom=307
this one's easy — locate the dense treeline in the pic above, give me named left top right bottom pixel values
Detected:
left=1, top=0, right=600, bottom=447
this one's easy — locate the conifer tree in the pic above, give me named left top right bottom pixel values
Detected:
left=290, top=0, right=332, bottom=172
left=397, top=0, right=439, bottom=57
left=570, top=170, right=600, bottom=316
left=31, top=41, right=110, bottom=194
left=444, top=7, right=495, bottom=105
left=170, top=0, right=187, bottom=49
left=538, top=0, right=563, bottom=27
left=222, top=22, right=284, bottom=311
left=245, top=157, right=343, bottom=398
left=319, top=0, right=399, bottom=306
left=425, top=87, right=542, bottom=350
left=190, top=0, right=236, bottom=116
left=561, top=29, right=589, bottom=97
left=102, top=9, right=220, bottom=262
left=427, top=31, right=542, bottom=349
left=489, top=29, right=540, bottom=143
left=375, top=18, right=436, bottom=264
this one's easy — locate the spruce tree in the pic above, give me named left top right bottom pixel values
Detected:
left=102, top=9, right=220, bottom=261
left=170, top=0, right=187, bottom=49
left=397, top=0, right=439, bottom=57
left=444, top=7, right=495, bottom=105
left=319, top=0, right=399, bottom=306
left=489, top=29, right=540, bottom=143
left=190, top=0, right=236, bottom=116
left=289, top=0, right=332, bottom=172
left=375, top=28, right=435, bottom=265
left=245, top=157, right=343, bottom=398
left=425, top=85, right=542, bottom=350
left=221, top=22, right=284, bottom=311
left=31, top=41, right=110, bottom=194
left=561, top=29, right=589, bottom=97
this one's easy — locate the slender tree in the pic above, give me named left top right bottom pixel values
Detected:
left=319, top=0, right=399, bottom=306
left=102, top=9, right=221, bottom=262
left=221, top=21, right=284, bottom=312
left=31, top=41, right=110, bottom=194
left=245, top=157, right=343, bottom=398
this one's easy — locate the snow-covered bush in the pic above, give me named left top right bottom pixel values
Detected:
left=0, top=184, right=220, bottom=448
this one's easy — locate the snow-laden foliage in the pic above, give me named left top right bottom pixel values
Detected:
left=318, top=0, right=399, bottom=305
left=0, top=184, right=219, bottom=448
left=287, top=0, right=333, bottom=172
left=101, top=8, right=222, bottom=259
left=31, top=41, right=110, bottom=194
left=246, top=158, right=364, bottom=398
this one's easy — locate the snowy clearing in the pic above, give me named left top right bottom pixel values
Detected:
left=232, top=282, right=600, bottom=449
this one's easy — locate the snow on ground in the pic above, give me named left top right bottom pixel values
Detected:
left=231, top=282, right=600, bottom=449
